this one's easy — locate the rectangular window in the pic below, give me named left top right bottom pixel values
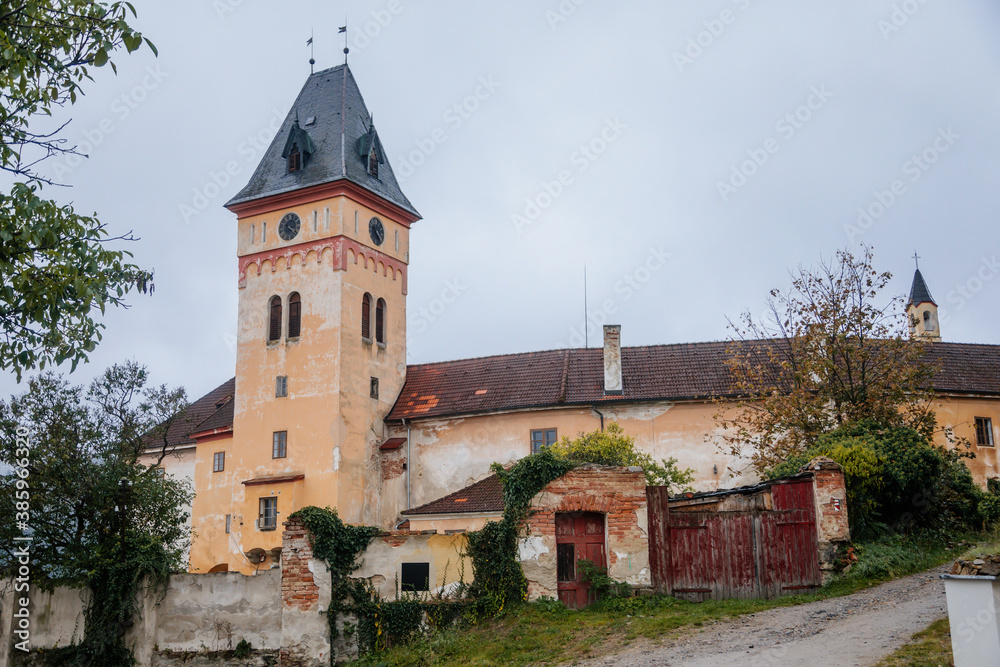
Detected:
left=275, top=376, right=288, bottom=397
left=531, top=428, right=558, bottom=454
left=225, top=514, right=231, bottom=534
left=272, top=431, right=287, bottom=459
left=312, top=210, right=318, bottom=233
left=395, top=229, right=399, bottom=251
left=262, top=221, right=267, bottom=242
left=324, top=207, right=330, bottom=230
left=354, top=210, right=359, bottom=235
left=250, top=224, right=255, bottom=245
left=259, top=497, right=277, bottom=531
left=370, top=377, right=379, bottom=399
left=975, top=417, right=995, bottom=447
left=213, top=451, right=225, bottom=473
left=401, top=562, right=430, bottom=592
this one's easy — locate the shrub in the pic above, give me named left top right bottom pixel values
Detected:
left=767, top=420, right=988, bottom=539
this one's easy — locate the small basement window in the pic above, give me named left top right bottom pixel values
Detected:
left=401, top=562, right=429, bottom=592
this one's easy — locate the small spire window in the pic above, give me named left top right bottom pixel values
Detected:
left=288, top=144, right=302, bottom=173
left=923, top=310, right=935, bottom=331
left=368, top=146, right=379, bottom=179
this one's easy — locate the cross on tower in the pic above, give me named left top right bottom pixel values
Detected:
left=912, top=251, right=921, bottom=269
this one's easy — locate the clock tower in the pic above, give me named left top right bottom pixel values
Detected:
left=191, top=64, right=419, bottom=572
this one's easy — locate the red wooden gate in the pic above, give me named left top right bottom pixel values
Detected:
left=556, top=512, right=606, bottom=609
left=646, top=478, right=821, bottom=600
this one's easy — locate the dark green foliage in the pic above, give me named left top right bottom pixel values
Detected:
left=1, top=2, right=157, bottom=380
left=0, top=363, right=191, bottom=666
left=291, top=506, right=379, bottom=664
left=233, top=639, right=252, bottom=659
left=577, top=559, right=631, bottom=600
left=767, top=420, right=988, bottom=539
left=465, top=449, right=575, bottom=616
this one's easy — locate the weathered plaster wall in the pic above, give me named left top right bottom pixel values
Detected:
left=932, top=395, right=999, bottom=484
left=353, top=531, right=470, bottom=600
left=404, top=514, right=499, bottom=533
left=520, top=465, right=650, bottom=600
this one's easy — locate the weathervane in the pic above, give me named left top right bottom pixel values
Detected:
left=307, top=30, right=315, bottom=74
left=340, top=22, right=348, bottom=63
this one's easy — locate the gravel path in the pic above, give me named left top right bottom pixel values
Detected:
left=579, top=565, right=949, bottom=667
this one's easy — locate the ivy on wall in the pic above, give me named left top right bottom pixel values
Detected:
left=465, top=449, right=576, bottom=616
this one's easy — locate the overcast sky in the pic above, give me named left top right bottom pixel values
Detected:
left=3, top=0, right=1000, bottom=402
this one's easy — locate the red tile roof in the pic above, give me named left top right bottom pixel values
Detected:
left=168, top=341, right=1000, bottom=438
left=386, top=341, right=1000, bottom=422
left=159, top=378, right=236, bottom=449
left=402, top=475, right=504, bottom=516
left=379, top=437, right=407, bottom=451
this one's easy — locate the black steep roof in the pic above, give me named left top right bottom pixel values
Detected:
left=226, top=64, right=418, bottom=218
left=909, top=269, right=936, bottom=306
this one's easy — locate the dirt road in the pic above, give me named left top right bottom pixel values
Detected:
left=581, top=566, right=949, bottom=666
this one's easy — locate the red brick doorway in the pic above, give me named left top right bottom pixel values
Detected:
left=556, top=512, right=606, bottom=609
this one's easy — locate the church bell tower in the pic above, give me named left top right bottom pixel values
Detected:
left=907, top=263, right=941, bottom=342
left=209, top=64, right=419, bottom=570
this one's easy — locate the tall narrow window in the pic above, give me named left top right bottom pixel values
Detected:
left=361, top=293, right=372, bottom=340
left=312, top=210, right=318, bottom=232
left=288, top=144, right=301, bottom=172
left=368, top=147, right=379, bottom=178
left=259, top=497, right=277, bottom=531
left=975, top=417, right=994, bottom=447
left=272, top=431, right=287, bottom=459
left=923, top=311, right=935, bottom=331
left=375, top=298, right=386, bottom=344
left=275, top=376, right=288, bottom=397
left=268, top=296, right=282, bottom=342
left=288, top=292, right=301, bottom=338
left=213, top=451, right=225, bottom=473
left=250, top=224, right=255, bottom=245
left=262, top=221, right=267, bottom=242
left=225, top=513, right=231, bottom=534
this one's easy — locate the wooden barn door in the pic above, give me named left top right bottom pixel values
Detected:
left=555, top=512, right=606, bottom=609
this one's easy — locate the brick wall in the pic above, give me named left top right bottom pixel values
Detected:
left=280, top=517, right=320, bottom=612
left=803, top=457, right=850, bottom=577
left=521, top=465, right=651, bottom=599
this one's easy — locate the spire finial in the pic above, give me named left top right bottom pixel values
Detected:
left=912, top=251, right=921, bottom=270
left=339, top=21, right=348, bottom=64
left=307, top=30, right=315, bottom=74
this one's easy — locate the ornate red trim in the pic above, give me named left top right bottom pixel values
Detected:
left=239, top=235, right=408, bottom=294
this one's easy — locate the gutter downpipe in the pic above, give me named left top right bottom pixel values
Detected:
left=592, top=406, right=605, bottom=431
left=404, top=418, right=411, bottom=511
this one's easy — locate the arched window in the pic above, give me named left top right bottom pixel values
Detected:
left=923, top=310, right=935, bottom=331
left=288, top=144, right=301, bottom=173
left=268, top=296, right=282, bottom=342
left=288, top=292, right=301, bottom=338
left=361, top=293, right=372, bottom=340
left=376, top=298, right=386, bottom=344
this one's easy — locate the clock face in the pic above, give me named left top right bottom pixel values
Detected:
left=369, top=217, right=385, bottom=246
left=278, top=213, right=301, bottom=241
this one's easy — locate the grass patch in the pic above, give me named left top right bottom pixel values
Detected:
left=347, top=531, right=983, bottom=667
left=876, top=618, right=953, bottom=667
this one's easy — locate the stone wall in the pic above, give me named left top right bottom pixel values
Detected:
left=520, top=464, right=650, bottom=599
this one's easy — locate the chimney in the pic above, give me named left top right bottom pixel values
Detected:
left=603, top=324, right=623, bottom=395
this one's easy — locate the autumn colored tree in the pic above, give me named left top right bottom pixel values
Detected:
left=713, top=247, right=938, bottom=474
left=1, top=1, right=157, bottom=379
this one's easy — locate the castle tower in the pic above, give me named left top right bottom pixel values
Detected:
left=190, top=65, right=419, bottom=573
left=907, top=266, right=941, bottom=342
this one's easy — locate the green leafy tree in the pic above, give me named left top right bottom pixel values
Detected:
left=549, top=422, right=695, bottom=492
left=0, top=361, right=192, bottom=665
left=1, top=1, right=157, bottom=379
left=768, top=421, right=985, bottom=539
left=713, top=247, right=938, bottom=474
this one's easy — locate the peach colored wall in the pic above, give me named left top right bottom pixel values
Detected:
left=931, top=395, right=999, bottom=483
left=405, top=515, right=498, bottom=533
